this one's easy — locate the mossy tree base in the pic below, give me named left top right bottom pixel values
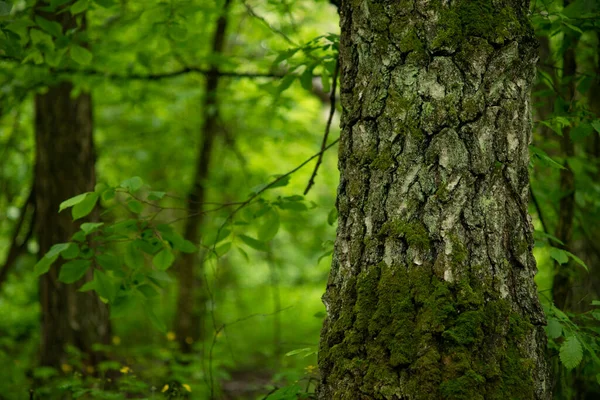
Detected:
left=318, top=0, right=550, bottom=399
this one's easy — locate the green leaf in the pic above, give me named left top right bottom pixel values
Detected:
left=550, top=247, right=569, bottom=265
left=70, top=44, right=93, bottom=65
left=34, top=254, right=59, bottom=276
left=207, top=228, right=231, bottom=245
left=592, top=120, right=600, bottom=134
left=81, top=222, right=104, bottom=235
left=62, top=243, right=80, bottom=260
left=79, top=280, right=96, bottom=292
left=284, top=195, right=304, bottom=201
left=0, top=1, right=12, bottom=15
left=565, top=251, right=589, bottom=272
left=96, top=253, right=120, bottom=271
left=327, top=208, right=338, bottom=226
left=318, top=250, right=333, bottom=264
left=546, top=318, right=562, bottom=339
left=215, top=242, right=232, bottom=257
left=321, top=67, right=331, bottom=93
left=563, top=22, right=583, bottom=34
left=300, top=64, right=315, bottom=91
left=59, top=193, right=89, bottom=212
left=237, top=247, right=249, bottom=262
left=278, top=201, right=308, bottom=211
left=59, top=259, right=92, bottom=283
left=147, top=191, right=166, bottom=201
left=70, top=0, right=89, bottom=14
left=239, top=234, right=269, bottom=252
left=35, top=16, right=63, bottom=37
left=277, top=74, right=296, bottom=94
left=137, top=284, right=159, bottom=298
left=591, top=300, right=600, bottom=306
left=124, top=242, right=144, bottom=270
left=530, top=145, right=565, bottom=170
left=178, top=240, right=197, bottom=254
left=94, top=269, right=116, bottom=302
left=285, top=348, right=312, bottom=357
left=258, top=209, right=280, bottom=241
left=145, top=306, right=166, bottom=332
left=47, top=243, right=71, bottom=258
left=560, top=335, right=583, bottom=369
left=250, top=175, right=290, bottom=194
left=571, top=123, right=594, bottom=142
left=126, top=199, right=143, bottom=214
left=110, top=295, right=137, bottom=319
left=102, top=188, right=116, bottom=202
left=72, top=192, right=99, bottom=220
left=153, top=249, right=175, bottom=270
left=120, top=176, right=143, bottom=192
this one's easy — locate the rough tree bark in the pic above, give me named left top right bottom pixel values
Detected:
left=35, top=5, right=110, bottom=368
left=174, top=0, right=231, bottom=352
left=318, top=1, right=550, bottom=399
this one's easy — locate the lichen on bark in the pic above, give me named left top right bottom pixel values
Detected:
left=318, top=1, right=550, bottom=399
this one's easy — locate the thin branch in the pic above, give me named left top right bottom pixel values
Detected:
left=304, top=59, right=339, bottom=195
left=211, top=137, right=340, bottom=256
left=0, top=188, right=35, bottom=290
left=0, top=56, right=286, bottom=81
left=241, top=0, right=297, bottom=46
left=59, top=66, right=285, bottom=81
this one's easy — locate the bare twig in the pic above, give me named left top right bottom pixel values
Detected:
left=241, top=0, right=297, bottom=46
left=304, top=59, right=339, bottom=195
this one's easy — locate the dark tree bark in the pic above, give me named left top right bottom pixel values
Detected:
left=34, top=5, right=110, bottom=368
left=318, top=1, right=550, bottom=399
left=552, top=15, right=578, bottom=310
left=174, top=0, right=231, bottom=353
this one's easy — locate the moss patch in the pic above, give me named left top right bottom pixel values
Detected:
left=380, top=219, right=431, bottom=250
left=432, top=0, right=529, bottom=50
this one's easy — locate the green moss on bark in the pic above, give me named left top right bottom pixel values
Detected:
left=380, top=219, right=431, bottom=250
left=432, top=0, right=529, bottom=50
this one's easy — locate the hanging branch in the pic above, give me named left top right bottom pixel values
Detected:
left=303, top=59, right=339, bottom=195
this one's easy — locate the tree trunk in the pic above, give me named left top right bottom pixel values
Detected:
left=35, top=81, right=111, bottom=368
left=34, top=5, right=110, bottom=369
left=174, top=0, right=231, bottom=353
left=318, top=1, right=550, bottom=399
left=552, top=12, right=578, bottom=310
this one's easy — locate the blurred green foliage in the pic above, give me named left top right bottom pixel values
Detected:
left=1, top=0, right=600, bottom=398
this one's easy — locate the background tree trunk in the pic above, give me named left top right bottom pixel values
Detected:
left=174, top=0, right=231, bottom=352
left=34, top=4, right=110, bottom=368
left=318, top=1, right=550, bottom=399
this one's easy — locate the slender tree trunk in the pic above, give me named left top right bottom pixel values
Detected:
left=174, top=0, right=231, bottom=353
left=34, top=4, right=110, bottom=369
left=552, top=15, right=578, bottom=310
left=318, top=1, right=550, bottom=399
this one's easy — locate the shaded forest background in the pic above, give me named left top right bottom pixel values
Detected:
left=1, top=0, right=600, bottom=398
